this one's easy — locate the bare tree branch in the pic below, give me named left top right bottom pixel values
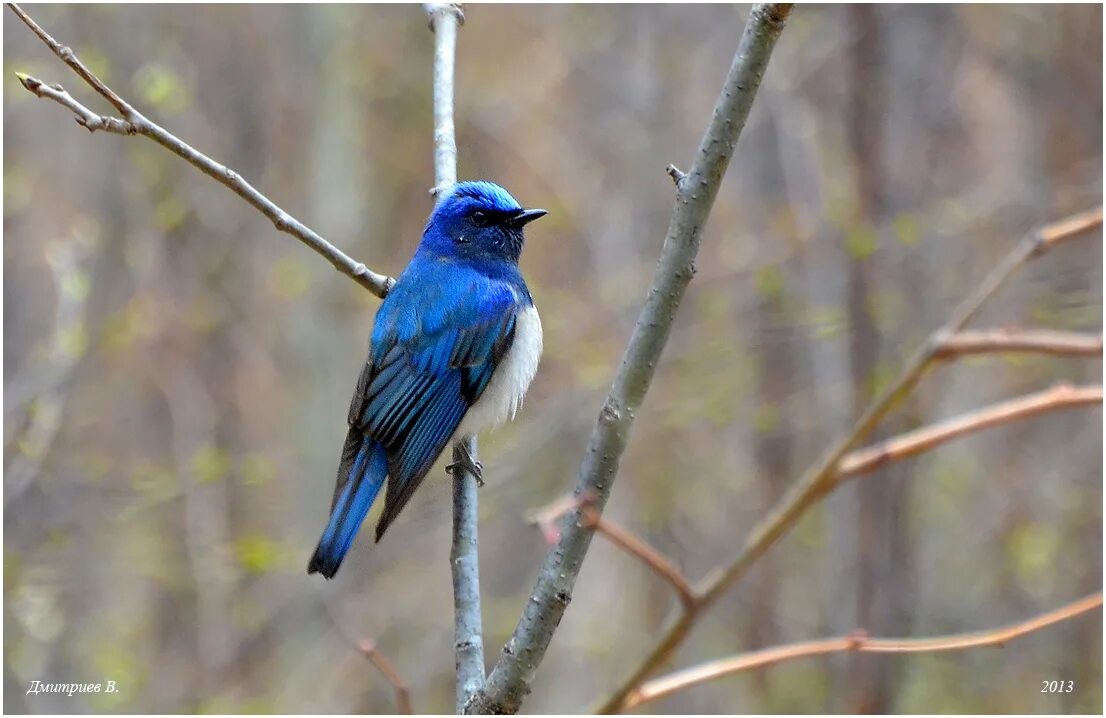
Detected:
left=7, top=2, right=395, bottom=298
left=359, top=640, right=415, bottom=714
left=592, top=206, right=1103, bottom=713
left=837, top=383, right=1103, bottom=479
left=465, top=4, right=795, bottom=713
left=529, top=492, right=697, bottom=609
left=14, top=72, right=134, bottom=134
left=422, top=2, right=485, bottom=711
left=1039, top=207, right=1104, bottom=249
left=933, top=329, right=1103, bottom=359
left=579, top=504, right=697, bottom=610
left=625, top=593, right=1103, bottom=710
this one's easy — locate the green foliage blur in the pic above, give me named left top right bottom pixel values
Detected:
left=4, top=5, right=1102, bottom=714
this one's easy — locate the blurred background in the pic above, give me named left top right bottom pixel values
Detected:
left=4, top=4, right=1102, bottom=714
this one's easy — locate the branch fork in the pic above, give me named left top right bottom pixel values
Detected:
left=8, top=2, right=394, bottom=297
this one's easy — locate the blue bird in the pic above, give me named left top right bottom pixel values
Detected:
left=308, top=181, right=546, bottom=578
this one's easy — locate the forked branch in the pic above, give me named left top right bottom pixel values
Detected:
left=7, top=2, right=394, bottom=297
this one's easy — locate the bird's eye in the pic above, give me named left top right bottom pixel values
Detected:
left=471, top=211, right=489, bottom=226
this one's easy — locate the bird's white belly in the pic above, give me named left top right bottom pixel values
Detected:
left=454, top=304, right=542, bottom=440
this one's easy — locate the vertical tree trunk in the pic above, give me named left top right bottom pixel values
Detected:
left=742, top=265, right=797, bottom=699
left=841, top=5, right=915, bottom=712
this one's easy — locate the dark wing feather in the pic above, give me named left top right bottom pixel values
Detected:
left=341, top=283, right=520, bottom=541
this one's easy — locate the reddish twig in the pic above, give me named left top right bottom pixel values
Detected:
left=933, top=329, right=1103, bottom=359
left=529, top=492, right=697, bottom=608
left=579, top=506, right=698, bottom=609
left=527, top=493, right=591, bottom=546
left=836, top=383, right=1103, bottom=479
left=625, top=593, right=1103, bottom=710
left=358, top=640, right=414, bottom=714
left=1039, top=207, right=1104, bottom=249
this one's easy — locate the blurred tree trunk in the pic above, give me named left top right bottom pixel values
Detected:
left=838, top=5, right=916, bottom=712
left=741, top=265, right=797, bottom=698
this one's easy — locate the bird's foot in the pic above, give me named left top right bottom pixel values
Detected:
left=447, top=442, right=484, bottom=487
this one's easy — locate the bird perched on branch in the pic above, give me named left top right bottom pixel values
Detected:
left=308, top=181, right=546, bottom=578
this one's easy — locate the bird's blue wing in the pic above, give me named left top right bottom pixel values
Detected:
left=345, top=266, right=519, bottom=539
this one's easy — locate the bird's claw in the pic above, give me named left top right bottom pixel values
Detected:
left=447, top=443, right=484, bottom=487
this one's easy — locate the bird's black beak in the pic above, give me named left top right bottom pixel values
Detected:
left=507, top=208, right=548, bottom=229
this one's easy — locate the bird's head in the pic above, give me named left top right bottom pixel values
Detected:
left=422, top=181, right=547, bottom=263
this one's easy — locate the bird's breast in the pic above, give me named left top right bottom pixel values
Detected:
left=455, top=304, right=542, bottom=439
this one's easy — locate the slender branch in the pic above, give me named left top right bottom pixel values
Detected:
left=527, top=493, right=585, bottom=546
left=423, top=3, right=484, bottom=711
left=359, top=640, right=415, bottom=714
left=428, top=2, right=464, bottom=193
left=625, top=594, right=1103, bottom=710
left=593, top=206, right=1103, bottom=713
left=581, top=505, right=698, bottom=610
left=466, top=5, right=794, bottom=713
left=7, top=3, right=394, bottom=297
left=933, top=329, right=1103, bottom=359
left=7, top=3, right=135, bottom=116
left=450, top=437, right=486, bottom=712
left=14, top=73, right=134, bottom=134
left=529, top=493, right=698, bottom=609
left=837, top=384, right=1103, bottom=479
left=1039, top=207, right=1104, bottom=248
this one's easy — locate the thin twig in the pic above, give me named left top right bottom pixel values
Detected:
left=467, top=5, right=794, bottom=713
left=625, top=594, right=1103, bottom=710
left=7, top=3, right=134, bottom=116
left=580, top=505, right=698, bottom=610
left=933, top=329, right=1103, bottom=359
left=14, top=73, right=134, bottom=134
left=359, top=640, right=415, bottom=714
left=528, top=492, right=697, bottom=608
left=592, top=207, right=1103, bottom=713
left=837, top=384, right=1102, bottom=478
left=423, top=2, right=485, bottom=711
left=7, top=3, right=394, bottom=297
left=527, top=493, right=586, bottom=546
left=1039, top=207, right=1104, bottom=249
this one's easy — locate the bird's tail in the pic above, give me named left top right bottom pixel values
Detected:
left=308, top=432, right=388, bottom=579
